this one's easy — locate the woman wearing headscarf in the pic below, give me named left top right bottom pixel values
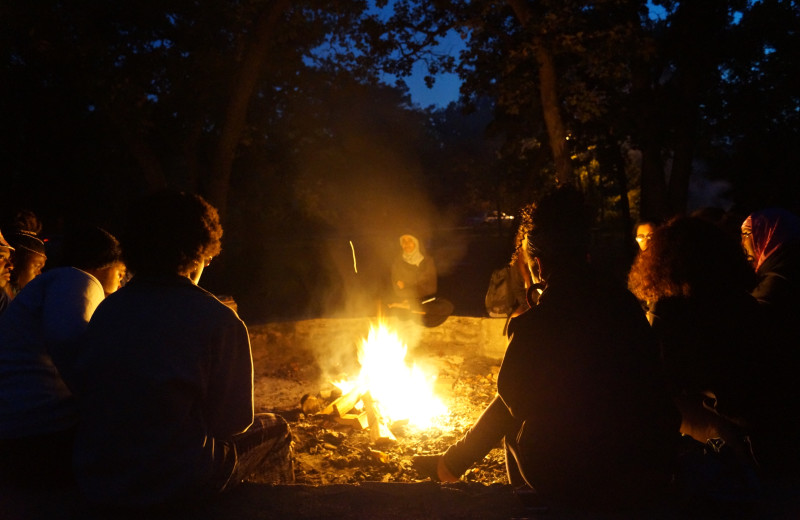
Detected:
left=741, top=208, right=800, bottom=476
left=741, top=208, right=800, bottom=311
left=389, top=233, right=452, bottom=327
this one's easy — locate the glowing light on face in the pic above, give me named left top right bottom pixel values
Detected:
left=333, top=322, right=447, bottom=429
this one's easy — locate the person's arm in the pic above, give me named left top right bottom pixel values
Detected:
left=496, top=326, right=533, bottom=419
left=206, top=315, right=255, bottom=438
left=43, top=272, right=105, bottom=380
left=417, top=257, right=438, bottom=298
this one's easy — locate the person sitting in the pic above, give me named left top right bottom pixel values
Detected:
left=740, top=208, right=800, bottom=475
left=388, top=232, right=452, bottom=327
left=72, top=190, right=293, bottom=511
left=628, top=216, right=792, bottom=489
left=416, top=186, right=680, bottom=513
left=0, top=225, right=125, bottom=488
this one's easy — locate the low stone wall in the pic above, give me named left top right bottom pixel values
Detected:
left=248, top=315, right=509, bottom=362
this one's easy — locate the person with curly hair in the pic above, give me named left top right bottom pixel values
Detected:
left=72, top=190, right=293, bottom=510
left=627, top=215, right=797, bottom=479
left=416, top=186, right=679, bottom=513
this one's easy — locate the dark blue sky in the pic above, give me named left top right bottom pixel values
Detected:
left=393, top=0, right=670, bottom=109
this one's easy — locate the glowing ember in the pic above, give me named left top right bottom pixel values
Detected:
left=334, top=322, right=447, bottom=429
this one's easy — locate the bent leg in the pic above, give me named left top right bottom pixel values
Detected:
left=222, top=413, right=294, bottom=491
left=442, top=395, right=519, bottom=478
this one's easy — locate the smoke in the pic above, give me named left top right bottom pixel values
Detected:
left=687, top=169, right=734, bottom=213
left=289, top=106, right=466, bottom=320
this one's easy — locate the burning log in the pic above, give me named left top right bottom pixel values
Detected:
left=362, top=392, right=396, bottom=444
left=334, top=412, right=369, bottom=430
left=320, top=384, right=365, bottom=417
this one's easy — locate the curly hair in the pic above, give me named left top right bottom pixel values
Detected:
left=61, top=225, right=121, bottom=271
left=525, top=184, right=592, bottom=263
left=628, top=216, right=754, bottom=303
left=121, top=190, right=222, bottom=276
left=509, top=202, right=535, bottom=267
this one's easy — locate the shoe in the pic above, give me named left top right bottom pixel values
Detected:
left=412, top=455, right=442, bottom=481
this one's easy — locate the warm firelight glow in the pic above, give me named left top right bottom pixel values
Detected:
left=334, top=322, right=447, bottom=429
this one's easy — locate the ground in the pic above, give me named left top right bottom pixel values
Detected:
left=3, top=317, right=800, bottom=519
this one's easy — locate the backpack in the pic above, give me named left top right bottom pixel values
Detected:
left=485, top=266, right=516, bottom=318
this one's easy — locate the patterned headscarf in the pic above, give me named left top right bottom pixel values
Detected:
left=742, top=208, right=800, bottom=271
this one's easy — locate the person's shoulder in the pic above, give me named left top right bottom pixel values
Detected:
left=49, top=266, right=104, bottom=291
left=186, top=283, right=244, bottom=323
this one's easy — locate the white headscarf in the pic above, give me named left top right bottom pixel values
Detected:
left=400, top=234, right=424, bottom=266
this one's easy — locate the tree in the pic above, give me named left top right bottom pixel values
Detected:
left=0, top=0, right=385, bottom=224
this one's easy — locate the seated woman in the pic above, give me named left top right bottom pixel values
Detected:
left=628, top=216, right=792, bottom=477
left=388, top=233, right=452, bottom=327
left=740, top=208, right=800, bottom=475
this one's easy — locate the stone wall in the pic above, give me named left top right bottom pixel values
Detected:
left=248, top=316, right=509, bottom=362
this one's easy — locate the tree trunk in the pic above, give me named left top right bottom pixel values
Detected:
left=207, top=0, right=291, bottom=220
left=506, top=0, right=572, bottom=185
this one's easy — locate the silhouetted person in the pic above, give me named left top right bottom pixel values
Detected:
left=416, top=186, right=679, bottom=513
left=388, top=233, right=452, bottom=327
left=72, top=190, right=293, bottom=510
left=0, top=225, right=124, bottom=488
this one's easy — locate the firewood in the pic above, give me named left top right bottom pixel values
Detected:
left=334, top=412, right=369, bottom=430
left=362, top=392, right=396, bottom=444
left=319, top=384, right=364, bottom=417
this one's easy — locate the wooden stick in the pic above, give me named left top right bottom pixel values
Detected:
left=320, top=384, right=364, bottom=417
left=334, top=412, right=369, bottom=430
left=362, top=392, right=396, bottom=443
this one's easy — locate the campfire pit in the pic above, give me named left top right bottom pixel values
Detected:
left=247, top=316, right=510, bottom=486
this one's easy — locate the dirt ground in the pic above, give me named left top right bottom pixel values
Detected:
left=4, top=316, right=800, bottom=519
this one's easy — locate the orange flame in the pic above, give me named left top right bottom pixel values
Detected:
left=334, top=322, right=447, bottom=428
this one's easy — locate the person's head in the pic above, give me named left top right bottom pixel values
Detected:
left=741, top=208, right=800, bottom=272
left=524, top=184, right=592, bottom=283
left=62, top=224, right=125, bottom=296
left=7, top=230, right=47, bottom=292
left=634, top=218, right=660, bottom=251
left=628, top=216, right=754, bottom=304
left=399, top=234, right=419, bottom=255
left=121, top=190, right=222, bottom=282
left=0, top=230, right=14, bottom=291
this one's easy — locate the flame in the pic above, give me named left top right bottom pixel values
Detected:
left=334, top=322, right=447, bottom=428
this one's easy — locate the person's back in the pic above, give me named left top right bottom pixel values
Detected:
left=73, top=273, right=252, bottom=506
left=499, top=266, right=678, bottom=507
left=0, top=268, right=105, bottom=439
left=72, top=190, right=292, bottom=510
left=496, top=186, right=679, bottom=510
